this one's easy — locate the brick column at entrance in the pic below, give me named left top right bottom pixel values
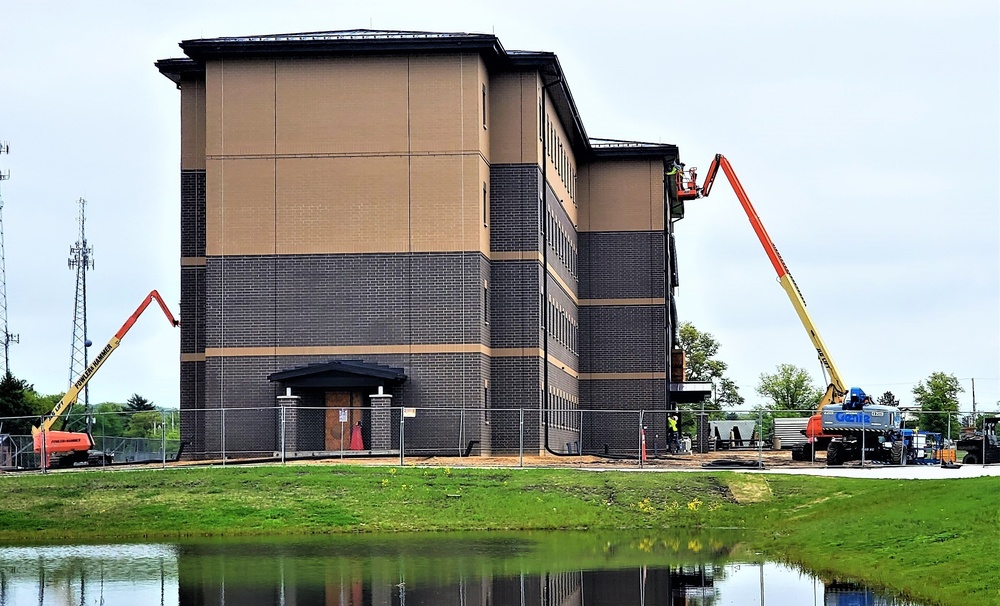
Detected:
left=370, top=386, right=392, bottom=451
left=277, top=388, right=301, bottom=454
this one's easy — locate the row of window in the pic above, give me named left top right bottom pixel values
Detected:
left=548, top=391, right=580, bottom=431
left=546, top=296, right=578, bottom=354
left=541, top=103, right=576, bottom=202
left=546, top=209, right=578, bottom=277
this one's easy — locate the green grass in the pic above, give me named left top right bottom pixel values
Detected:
left=0, top=465, right=996, bottom=606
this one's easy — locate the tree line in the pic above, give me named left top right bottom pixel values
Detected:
left=0, top=370, right=178, bottom=440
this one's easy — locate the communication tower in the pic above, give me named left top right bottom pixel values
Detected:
left=68, top=198, right=95, bottom=420
left=0, top=141, right=17, bottom=375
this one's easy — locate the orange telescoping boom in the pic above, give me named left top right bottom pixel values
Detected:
left=676, top=155, right=845, bottom=447
left=32, top=290, right=180, bottom=467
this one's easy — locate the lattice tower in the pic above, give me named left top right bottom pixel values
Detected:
left=0, top=141, right=16, bottom=375
left=68, top=197, right=94, bottom=418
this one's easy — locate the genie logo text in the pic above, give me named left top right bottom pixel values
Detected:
left=835, top=412, right=871, bottom=424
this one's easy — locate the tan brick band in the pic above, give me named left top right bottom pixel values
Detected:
left=200, top=345, right=578, bottom=377
left=579, top=372, right=666, bottom=380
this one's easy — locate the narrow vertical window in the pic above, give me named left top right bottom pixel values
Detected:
left=482, top=83, right=488, bottom=129
left=483, top=183, right=489, bottom=227
left=483, top=284, right=488, bottom=324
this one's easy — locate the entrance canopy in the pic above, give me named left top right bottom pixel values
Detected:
left=669, top=381, right=714, bottom=404
left=268, top=360, right=407, bottom=389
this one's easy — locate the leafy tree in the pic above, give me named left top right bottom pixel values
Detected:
left=125, top=393, right=155, bottom=412
left=676, top=322, right=745, bottom=410
left=24, top=389, right=63, bottom=417
left=0, top=371, right=35, bottom=434
left=755, top=364, right=823, bottom=412
left=877, top=391, right=900, bottom=407
left=125, top=410, right=162, bottom=438
left=912, top=372, right=963, bottom=438
left=92, top=402, right=126, bottom=438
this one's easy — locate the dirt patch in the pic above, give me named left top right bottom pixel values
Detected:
left=725, top=475, right=773, bottom=504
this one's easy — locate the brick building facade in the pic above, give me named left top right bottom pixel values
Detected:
left=156, top=30, right=702, bottom=459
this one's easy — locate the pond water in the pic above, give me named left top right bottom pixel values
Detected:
left=0, top=531, right=924, bottom=605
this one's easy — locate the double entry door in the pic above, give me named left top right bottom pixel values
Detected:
left=325, top=391, right=365, bottom=451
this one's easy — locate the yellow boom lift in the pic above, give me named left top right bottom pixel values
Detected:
left=32, top=290, right=179, bottom=467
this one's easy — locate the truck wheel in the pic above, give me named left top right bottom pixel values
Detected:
left=963, top=453, right=980, bottom=465
left=827, top=442, right=845, bottom=466
left=791, top=444, right=808, bottom=461
left=890, top=442, right=904, bottom=465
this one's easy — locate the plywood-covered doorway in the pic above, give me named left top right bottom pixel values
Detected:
left=325, top=391, right=364, bottom=451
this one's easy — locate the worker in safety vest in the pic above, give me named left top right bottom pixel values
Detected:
left=667, top=414, right=679, bottom=453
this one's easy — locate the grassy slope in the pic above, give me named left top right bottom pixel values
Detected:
left=0, top=466, right=996, bottom=606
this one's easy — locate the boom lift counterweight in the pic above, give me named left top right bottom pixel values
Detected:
left=32, top=290, right=179, bottom=467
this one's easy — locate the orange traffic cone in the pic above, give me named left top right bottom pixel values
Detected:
left=349, top=422, right=365, bottom=450
left=641, top=427, right=647, bottom=462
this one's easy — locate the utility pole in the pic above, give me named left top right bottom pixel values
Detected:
left=68, top=198, right=95, bottom=430
left=0, top=141, right=17, bottom=375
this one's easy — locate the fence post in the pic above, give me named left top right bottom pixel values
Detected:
left=221, top=407, right=226, bottom=466
left=983, top=416, right=987, bottom=467
left=399, top=406, right=405, bottom=466
left=638, top=410, right=645, bottom=469
left=519, top=408, right=524, bottom=468
left=861, top=411, right=866, bottom=466
left=161, top=410, right=167, bottom=469
left=280, top=406, right=286, bottom=466
left=459, top=408, right=465, bottom=458
left=40, top=420, right=46, bottom=474
left=757, top=409, right=763, bottom=468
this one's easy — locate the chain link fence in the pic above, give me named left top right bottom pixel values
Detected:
left=1, top=406, right=995, bottom=472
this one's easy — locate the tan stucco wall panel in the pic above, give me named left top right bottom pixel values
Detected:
left=407, top=55, right=466, bottom=154
left=274, top=57, right=409, bottom=155
left=206, top=158, right=276, bottom=256
left=205, top=60, right=276, bottom=157
left=275, top=156, right=410, bottom=254
left=180, top=79, right=206, bottom=170
left=409, top=154, right=484, bottom=252
left=489, top=72, right=528, bottom=164
left=578, top=159, right=663, bottom=232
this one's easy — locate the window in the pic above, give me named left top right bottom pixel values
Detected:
left=483, top=182, right=489, bottom=227
left=483, top=281, right=490, bottom=325
left=482, top=83, right=488, bottom=129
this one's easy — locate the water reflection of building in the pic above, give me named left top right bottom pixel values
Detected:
left=177, top=558, right=721, bottom=606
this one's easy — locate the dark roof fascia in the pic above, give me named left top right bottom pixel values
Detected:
left=155, top=57, right=204, bottom=87
left=180, top=33, right=508, bottom=66
left=268, top=360, right=406, bottom=383
left=588, top=140, right=680, bottom=162
left=508, top=51, right=589, bottom=156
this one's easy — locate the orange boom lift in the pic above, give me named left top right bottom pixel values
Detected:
left=32, top=290, right=179, bottom=467
left=676, top=155, right=843, bottom=459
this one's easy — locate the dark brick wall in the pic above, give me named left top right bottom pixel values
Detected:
left=490, top=164, right=540, bottom=253
left=204, top=252, right=489, bottom=348
left=489, top=356, right=542, bottom=454
left=180, top=170, right=206, bottom=258
left=196, top=353, right=491, bottom=458
left=489, top=261, right=542, bottom=349
left=579, top=305, right=665, bottom=373
left=580, top=378, right=667, bottom=453
left=579, top=231, right=664, bottom=299
left=180, top=267, right=206, bottom=354
left=179, top=360, right=205, bottom=457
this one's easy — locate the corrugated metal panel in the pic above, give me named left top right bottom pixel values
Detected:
left=773, top=417, right=809, bottom=447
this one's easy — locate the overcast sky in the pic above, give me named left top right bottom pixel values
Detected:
left=0, top=1, right=997, bottom=412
